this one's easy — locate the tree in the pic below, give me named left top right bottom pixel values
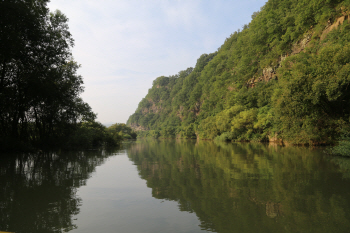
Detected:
left=108, top=123, right=137, bottom=140
left=0, top=1, right=96, bottom=149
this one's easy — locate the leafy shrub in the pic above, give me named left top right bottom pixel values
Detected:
left=331, top=140, right=350, bottom=157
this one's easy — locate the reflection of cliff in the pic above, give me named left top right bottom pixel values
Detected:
left=265, top=202, right=283, bottom=218
left=0, top=149, right=116, bottom=233
left=128, top=140, right=350, bottom=233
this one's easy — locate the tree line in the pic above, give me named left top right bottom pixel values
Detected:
left=0, top=0, right=135, bottom=151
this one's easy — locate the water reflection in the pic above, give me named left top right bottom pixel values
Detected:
left=0, top=148, right=119, bottom=233
left=128, top=140, right=350, bottom=233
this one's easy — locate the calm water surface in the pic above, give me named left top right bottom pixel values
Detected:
left=1, top=140, right=350, bottom=233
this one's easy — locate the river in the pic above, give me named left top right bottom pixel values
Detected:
left=1, top=140, right=350, bottom=233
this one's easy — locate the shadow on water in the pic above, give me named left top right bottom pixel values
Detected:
left=0, top=147, right=121, bottom=233
left=127, top=139, right=350, bottom=233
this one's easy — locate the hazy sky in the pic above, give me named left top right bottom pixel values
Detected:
left=47, top=0, right=267, bottom=125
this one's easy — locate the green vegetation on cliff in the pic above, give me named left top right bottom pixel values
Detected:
left=127, top=0, right=350, bottom=145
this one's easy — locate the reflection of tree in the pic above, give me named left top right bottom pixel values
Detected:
left=0, top=149, right=117, bottom=233
left=128, top=140, right=350, bottom=233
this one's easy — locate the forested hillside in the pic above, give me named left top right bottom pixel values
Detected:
left=127, top=0, right=350, bottom=145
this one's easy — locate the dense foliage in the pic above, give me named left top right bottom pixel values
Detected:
left=0, top=0, right=119, bottom=150
left=128, top=0, right=350, bottom=145
left=107, top=123, right=137, bottom=140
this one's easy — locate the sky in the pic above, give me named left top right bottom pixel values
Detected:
left=47, top=0, right=267, bottom=125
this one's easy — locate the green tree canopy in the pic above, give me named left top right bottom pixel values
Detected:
left=0, top=0, right=96, bottom=149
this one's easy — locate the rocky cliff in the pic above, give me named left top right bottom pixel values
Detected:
left=128, top=0, right=350, bottom=144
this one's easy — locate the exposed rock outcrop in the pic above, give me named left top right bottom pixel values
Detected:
left=246, top=30, right=315, bottom=88
left=130, top=123, right=148, bottom=131
left=246, top=66, right=278, bottom=88
left=142, top=99, right=162, bottom=114
left=244, top=11, right=350, bottom=88
left=321, top=12, right=350, bottom=40
left=292, top=32, right=312, bottom=55
left=246, top=25, right=317, bottom=88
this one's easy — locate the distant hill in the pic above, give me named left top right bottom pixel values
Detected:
left=127, top=0, right=350, bottom=145
left=103, top=123, right=115, bottom=128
